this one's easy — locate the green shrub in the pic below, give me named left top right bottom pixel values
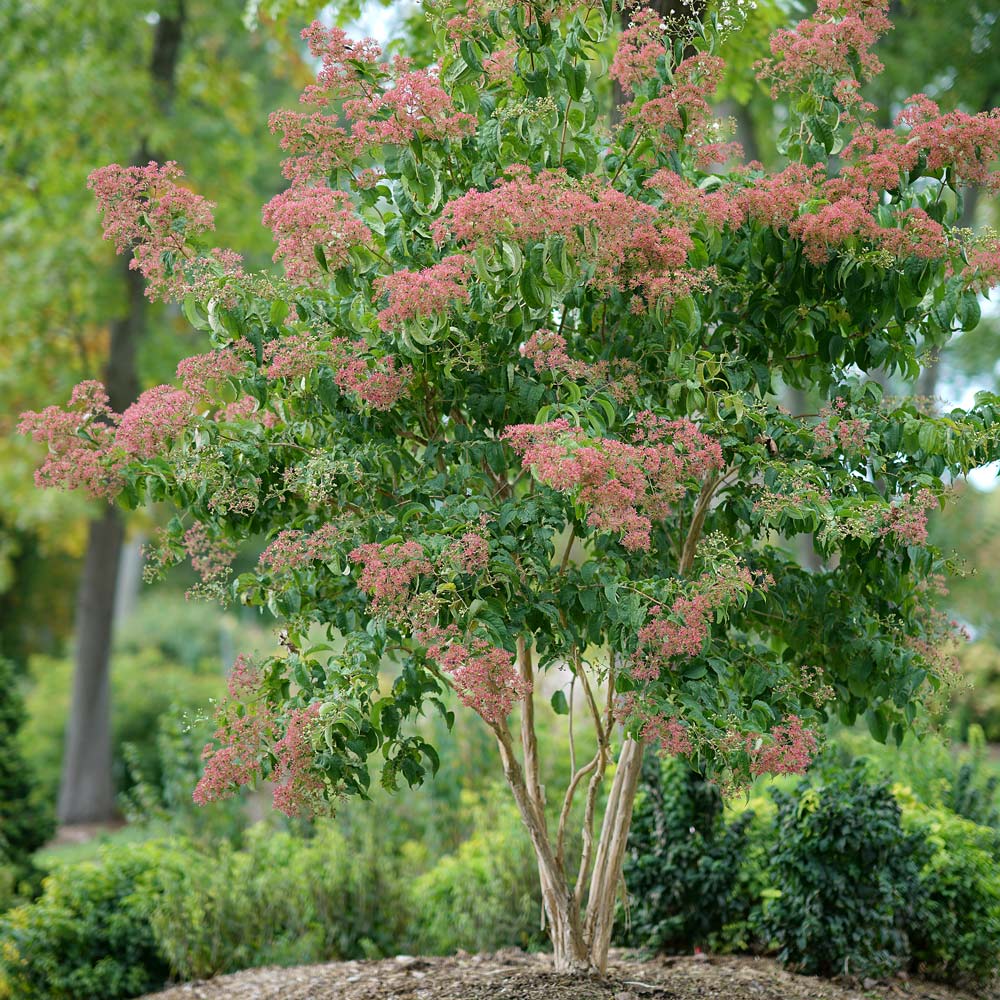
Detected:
left=898, top=788, right=1000, bottom=986
left=150, top=820, right=411, bottom=979
left=762, top=760, right=922, bottom=979
left=410, top=788, right=545, bottom=954
left=0, top=656, right=54, bottom=909
left=619, top=756, right=754, bottom=953
left=0, top=842, right=169, bottom=1000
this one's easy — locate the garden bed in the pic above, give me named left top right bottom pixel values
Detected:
left=141, top=949, right=993, bottom=1000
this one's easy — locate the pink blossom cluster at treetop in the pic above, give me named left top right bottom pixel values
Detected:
left=430, top=167, right=695, bottom=302
left=270, top=23, right=474, bottom=185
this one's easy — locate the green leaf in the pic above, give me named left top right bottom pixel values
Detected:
left=550, top=689, right=569, bottom=715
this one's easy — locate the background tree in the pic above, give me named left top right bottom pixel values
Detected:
left=1, top=0, right=305, bottom=823
left=21, top=0, right=1000, bottom=974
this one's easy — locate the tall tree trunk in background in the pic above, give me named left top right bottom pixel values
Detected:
left=57, top=2, right=185, bottom=824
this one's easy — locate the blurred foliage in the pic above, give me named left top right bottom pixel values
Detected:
left=409, top=787, right=547, bottom=954
left=899, top=789, right=1000, bottom=986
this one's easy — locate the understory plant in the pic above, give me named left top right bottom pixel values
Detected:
left=20, top=0, right=1000, bottom=973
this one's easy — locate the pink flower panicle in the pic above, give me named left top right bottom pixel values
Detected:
left=262, top=185, right=372, bottom=286
left=334, top=351, right=411, bottom=410
left=263, top=333, right=319, bottom=380
left=17, top=381, right=122, bottom=499
left=632, top=566, right=764, bottom=681
left=444, top=530, right=491, bottom=573
left=747, top=715, right=818, bottom=776
left=227, top=654, right=262, bottom=699
left=115, top=385, right=194, bottom=459
left=814, top=398, right=870, bottom=457
left=432, top=169, right=692, bottom=301
left=87, top=161, right=216, bottom=301
left=193, top=708, right=272, bottom=806
left=271, top=704, right=324, bottom=817
left=519, top=329, right=640, bottom=401
left=374, top=255, right=471, bottom=330
left=881, top=488, right=937, bottom=546
left=756, top=0, right=893, bottom=99
left=259, top=524, right=342, bottom=574
left=421, top=628, right=531, bottom=725
left=271, top=24, right=474, bottom=184
left=502, top=416, right=723, bottom=551
left=610, top=8, right=668, bottom=95
left=344, top=65, right=477, bottom=147
left=184, top=521, right=236, bottom=583
left=634, top=53, right=726, bottom=155
left=348, top=541, right=432, bottom=614
left=641, top=713, right=694, bottom=756
left=176, top=348, right=247, bottom=397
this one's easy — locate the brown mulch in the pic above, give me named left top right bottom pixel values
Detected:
left=141, top=950, right=995, bottom=1000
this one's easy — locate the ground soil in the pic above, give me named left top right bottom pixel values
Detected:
left=142, top=949, right=996, bottom=1000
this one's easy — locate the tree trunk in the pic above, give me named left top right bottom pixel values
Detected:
left=57, top=2, right=185, bottom=824
left=57, top=506, right=123, bottom=823
left=58, top=260, right=144, bottom=824
left=583, top=737, right=645, bottom=972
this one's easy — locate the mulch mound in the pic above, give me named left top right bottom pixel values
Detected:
left=141, top=949, right=994, bottom=1000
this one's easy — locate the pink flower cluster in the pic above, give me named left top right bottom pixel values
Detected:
left=176, top=348, right=247, bottom=397
left=344, top=65, right=478, bottom=147
left=263, top=333, right=319, bottom=380
left=502, top=416, right=723, bottom=551
left=645, top=170, right=744, bottom=230
left=227, top=654, right=262, bottom=699
left=519, top=329, right=640, bottom=401
left=88, top=161, right=216, bottom=301
left=334, top=350, right=411, bottom=410
left=259, top=524, right=342, bottom=574
left=756, top=0, right=893, bottom=98
left=20, top=379, right=196, bottom=497
left=184, top=521, right=236, bottom=583
left=880, top=488, right=937, bottom=546
left=17, top=381, right=123, bottom=498
left=421, top=628, right=531, bottom=725
left=261, top=185, right=372, bottom=286
left=269, top=24, right=474, bottom=185
left=444, top=530, right=491, bottom=573
left=610, top=8, right=668, bottom=95
left=632, top=566, right=763, bottom=681
left=271, top=704, right=324, bottom=816
left=432, top=169, right=692, bottom=300
left=634, top=54, right=725, bottom=155
left=348, top=541, right=432, bottom=614
left=116, top=385, right=194, bottom=459
left=747, top=715, right=817, bottom=777
left=814, top=398, right=870, bottom=457
left=899, top=97, right=1000, bottom=194
left=374, top=255, right=471, bottom=330
left=193, top=708, right=271, bottom=806
left=640, top=712, right=693, bottom=756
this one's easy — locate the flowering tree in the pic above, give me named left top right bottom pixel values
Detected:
left=21, top=0, right=1000, bottom=973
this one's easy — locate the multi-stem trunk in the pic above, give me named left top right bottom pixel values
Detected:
left=495, top=640, right=648, bottom=974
